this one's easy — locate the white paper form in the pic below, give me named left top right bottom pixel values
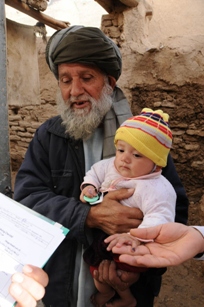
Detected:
left=0, top=193, right=69, bottom=307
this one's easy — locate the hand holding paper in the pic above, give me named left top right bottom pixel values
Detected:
left=0, top=193, right=68, bottom=307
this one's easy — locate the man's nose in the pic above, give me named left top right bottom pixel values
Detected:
left=70, top=79, right=84, bottom=97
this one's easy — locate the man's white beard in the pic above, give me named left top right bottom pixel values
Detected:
left=57, top=82, right=113, bottom=140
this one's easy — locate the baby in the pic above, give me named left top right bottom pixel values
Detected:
left=80, top=108, right=176, bottom=307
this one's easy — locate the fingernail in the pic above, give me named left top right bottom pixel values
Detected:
left=11, top=284, right=23, bottom=295
left=117, top=270, right=122, bottom=276
left=93, top=270, right=97, bottom=277
left=23, top=264, right=33, bottom=273
left=12, top=273, right=24, bottom=283
left=88, top=188, right=94, bottom=195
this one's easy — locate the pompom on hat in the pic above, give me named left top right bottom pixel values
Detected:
left=114, top=108, right=172, bottom=167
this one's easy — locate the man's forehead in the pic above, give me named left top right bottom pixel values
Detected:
left=58, top=63, right=104, bottom=75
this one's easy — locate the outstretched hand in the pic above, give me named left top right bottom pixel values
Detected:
left=113, top=223, right=204, bottom=268
left=9, top=265, right=48, bottom=307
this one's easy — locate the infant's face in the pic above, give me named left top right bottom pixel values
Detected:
left=114, top=140, right=155, bottom=178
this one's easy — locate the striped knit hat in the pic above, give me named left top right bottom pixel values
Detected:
left=114, top=108, right=172, bottom=167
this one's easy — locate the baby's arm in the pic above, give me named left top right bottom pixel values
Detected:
left=80, top=185, right=98, bottom=203
left=104, top=233, right=141, bottom=253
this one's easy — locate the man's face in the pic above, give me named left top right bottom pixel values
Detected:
left=57, top=63, right=115, bottom=140
left=58, top=63, right=109, bottom=111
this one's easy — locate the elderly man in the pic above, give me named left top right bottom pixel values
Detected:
left=14, top=26, right=189, bottom=307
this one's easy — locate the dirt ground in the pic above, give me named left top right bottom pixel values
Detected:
left=155, top=260, right=204, bottom=307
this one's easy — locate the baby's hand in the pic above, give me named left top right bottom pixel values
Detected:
left=105, top=233, right=141, bottom=253
left=80, top=185, right=97, bottom=202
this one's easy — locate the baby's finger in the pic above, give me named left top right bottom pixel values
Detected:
left=104, top=234, right=119, bottom=243
left=112, top=244, right=136, bottom=255
left=106, top=238, right=119, bottom=251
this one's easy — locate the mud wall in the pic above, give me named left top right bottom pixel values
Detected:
left=100, top=0, right=204, bottom=218
left=7, top=0, right=204, bottom=239
left=7, top=0, right=204, bottom=225
left=6, top=1, right=204, bottom=305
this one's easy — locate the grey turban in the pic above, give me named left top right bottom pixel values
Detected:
left=45, top=25, right=122, bottom=80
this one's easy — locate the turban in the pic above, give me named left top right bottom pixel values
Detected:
left=46, top=25, right=122, bottom=80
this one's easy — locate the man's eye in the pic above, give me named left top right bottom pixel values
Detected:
left=82, top=76, right=92, bottom=82
left=61, top=79, right=71, bottom=84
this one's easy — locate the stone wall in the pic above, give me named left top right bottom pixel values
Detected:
left=7, top=19, right=40, bottom=174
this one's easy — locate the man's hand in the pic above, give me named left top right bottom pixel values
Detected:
left=9, top=265, right=48, bottom=307
left=86, top=189, right=143, bottom=234
left=115, top=223, right=204, bottom=268
left=93, top=260, right=139, bottom=292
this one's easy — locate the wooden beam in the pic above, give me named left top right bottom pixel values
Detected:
left=94, top=0, right=114, bottom=13
left=120, top=0, right=139, bottom=7
left=27, top=0, right=48, bottom=12
left=95, top=0, right=139, bottom=13
left=5, top=0, right=70, bottom=30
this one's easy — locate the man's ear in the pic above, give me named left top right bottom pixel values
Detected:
left=108, top=76, right=116, bottom=89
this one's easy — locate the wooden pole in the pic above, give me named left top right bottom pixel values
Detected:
left=5, top=0, right=70, bottom=30
left=0, top=1, right=12, bottom=196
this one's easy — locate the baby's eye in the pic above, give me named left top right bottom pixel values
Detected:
left=133, top=153, right=141, bottom=158
left=117, top=148, right=124, bottom=153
